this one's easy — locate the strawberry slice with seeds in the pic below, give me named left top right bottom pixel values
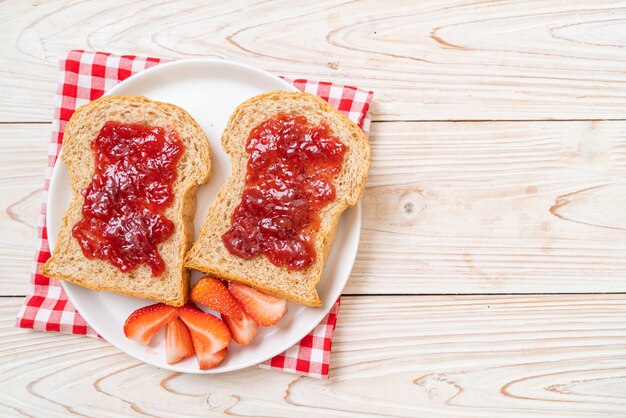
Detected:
left=222, top=300, right=259, bottom=345
left=177, top=303, right=231, bottom=356
left=228, top=282, right=287, bottom=326
left=165, top=317, right=195, bottom=365
left=190, top=276, right=243, bottom=319
left=197, top=347, right=228, bottom=370
left=124, top=303, right=177, bottom=345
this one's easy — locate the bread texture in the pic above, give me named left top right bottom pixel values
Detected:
left=185, top=91, right=370, bottom=307
left=41, top=95, right=211, bottom=307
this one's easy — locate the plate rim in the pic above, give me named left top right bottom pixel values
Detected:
left=49, top=57, right=361, bottom=374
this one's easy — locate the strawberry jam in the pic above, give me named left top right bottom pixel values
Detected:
left=72, top=121, right=184, bottom=276
left=222, top=112, right=347, bottom=270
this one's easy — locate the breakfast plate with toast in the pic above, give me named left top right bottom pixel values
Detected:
left=44, top=59, right=369, bottom=373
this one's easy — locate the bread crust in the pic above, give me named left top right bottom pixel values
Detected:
left=185, top=91, right=370, bottom=307
left=41, top=95, right=211, bottom=307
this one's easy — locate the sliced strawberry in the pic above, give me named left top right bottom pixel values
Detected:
left=197, top=347, right=228, bottom=370
left=222, top=300, right=259, bottom=345
left=228, top=282, right=287, bottom=326
left=124, top=303, right=177, bottom=345
left=177, top=303, right=231, bottom=355
left=165, top=317, right=195, bottom=365
left=190, top=276, right=243, bottom=319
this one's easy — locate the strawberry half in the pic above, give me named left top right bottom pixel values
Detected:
left=228, top=282, right=287, bottom=326
left=165, top=317, right=195, bottom=365
left=190, top=276, right=243, bottom=319
left=177, top=303, right=231, bottom=356
left=222, top=300, right=259, bottom=345
left=197, top=347, right=228, bottom=370
left=124, top=303, right=177, bottom=345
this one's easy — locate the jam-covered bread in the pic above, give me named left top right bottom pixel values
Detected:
left=185, top=92, right=370, bottom=307
left=41, top=96, right=211, bottom=306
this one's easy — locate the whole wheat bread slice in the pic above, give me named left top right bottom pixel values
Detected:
left=185, top=91, right=370, bottom=307
left=41, top=95, right=211, bottom=307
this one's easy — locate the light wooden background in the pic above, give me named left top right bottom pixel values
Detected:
left=2, top=1, right=626, bottom=417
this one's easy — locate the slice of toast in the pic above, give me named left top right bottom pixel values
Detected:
left=185, top=91, right=370, bottom=307
left=41, top=95, right=211, bottom=307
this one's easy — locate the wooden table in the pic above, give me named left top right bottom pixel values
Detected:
left=2, top=1, right=626, bottom=416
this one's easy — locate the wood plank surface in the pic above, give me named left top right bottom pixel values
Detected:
left=353, top=120, right=626, bottom=294
left=1, top=296, right=625, bottom=417
left=5, top=121, right=626, bottom=295
left=3, top=0, right=626, bottom=122
left=0, top=124, right=48, bottom=295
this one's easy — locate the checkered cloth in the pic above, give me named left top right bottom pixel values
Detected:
left=15, top=50, right=373, bottom=379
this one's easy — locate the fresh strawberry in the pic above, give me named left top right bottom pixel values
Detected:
left=222, top=300, right=259, bottom=344
left=228, top=282, right=287, bottom=326
left=123, top=303, right=177, bottom=345
left=177, top=303, right=231, bottom=356
left=165, top=317, right=195, bottom=365
left=197, top=347, right=228, bottom=370
left=190, top=276, right=243, bottom=319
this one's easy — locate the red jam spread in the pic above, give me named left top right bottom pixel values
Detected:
left=222, top=112, right=347, bottom=270
left=72, top=121, right=184, bottom=276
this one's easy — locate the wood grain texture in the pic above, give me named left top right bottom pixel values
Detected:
left=5, top=121, right=626, bottom=295
left=348, top=120, right=626, bottom=294
left=0, top=124, right=48, bottom=296
left=1, top=296, right=625, bottom=417
left=3, top=0, right=626, bottom=121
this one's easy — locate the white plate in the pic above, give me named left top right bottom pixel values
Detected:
left=47, top=59, right=361, bottom=374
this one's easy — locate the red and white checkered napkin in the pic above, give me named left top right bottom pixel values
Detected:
left=15, top=51, right=373, bottom=379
